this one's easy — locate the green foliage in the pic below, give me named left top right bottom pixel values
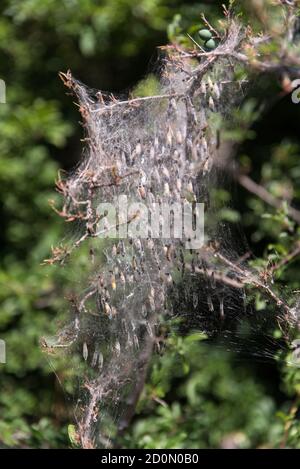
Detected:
left=120, top=1, right=300, bottom=449
left=1, top=0, right=300, bottom=449
left=121, top=333, right=283, bottom=449
left=0, top=0, right=195, bottom=448
left=133, top=74, right=161, bottom=98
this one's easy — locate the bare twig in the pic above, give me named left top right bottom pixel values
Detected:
left=269, top=242, right=300, bottom=276
left=90, top=93, right=181, bottom=113
left=238, top=174, right=300, bottom=225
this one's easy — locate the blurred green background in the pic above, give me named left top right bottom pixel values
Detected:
left=1, top=0, right=300, bottom=448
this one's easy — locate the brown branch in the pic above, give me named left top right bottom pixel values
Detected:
left=238, top=174, right=300, bottom=225
left=269, top=241, right=300, bottom=276
left=280, top=394, right=300, bottom=448
left=192, top=265, right=245, bottom=289
left=209, top=248, right=292, bottom=317
left=90, top=93, right=180, bottom=113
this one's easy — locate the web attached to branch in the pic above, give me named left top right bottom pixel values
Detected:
left=43, top=18, right=299, bottom=448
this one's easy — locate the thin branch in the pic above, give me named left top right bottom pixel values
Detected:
left=90, top=93, right=181, bottom=113
left=238, top=174, right=300, bottom=225
left=201, top=13, right=222, bottom=40
left=192, top=265, right=245, bottom=289
left=269, top=242, right=300, bottom=276
left=187, top=33, right=206, bottom=52
left=212, top=249, right=292, bottom=316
